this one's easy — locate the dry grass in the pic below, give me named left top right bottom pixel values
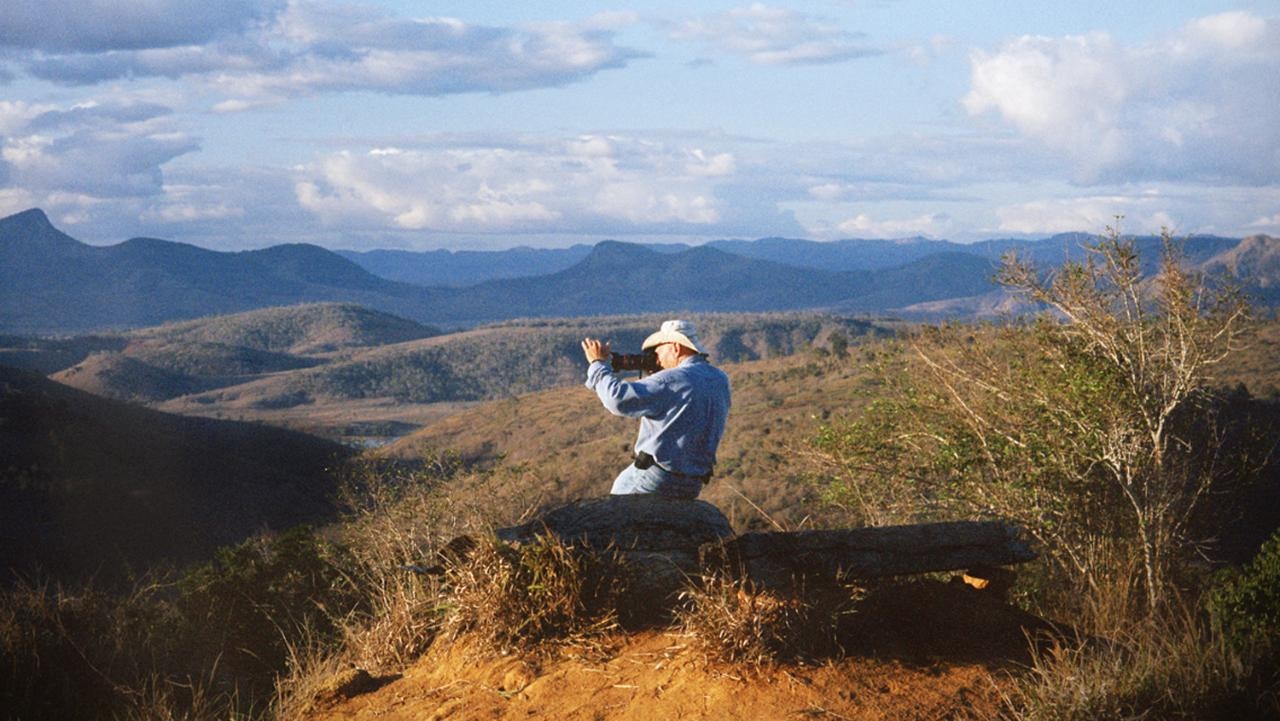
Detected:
left=999, top=610, right=1279, bottom=721
left=676, top=572, right=859, bottom=666
left=0, top=576, right=240, bottom=721
left=270, top=627, right=363, bottom=721
left=115, top=673, right=239, bottom=721
left=990, top=553, right=1280, bottom=721
left=328, top=456, right=551, bottom=670
left=440, top=535, right=627, bottom=657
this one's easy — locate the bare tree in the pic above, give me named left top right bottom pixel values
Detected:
left=812, top=223, right=1251, bottom=610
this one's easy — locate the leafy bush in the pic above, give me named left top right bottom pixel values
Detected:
left=1209, top=530, right=1280, bottom=649
left=175, top=525, right=363, bottom=692
left=810, top=228, right=1253, bottom=613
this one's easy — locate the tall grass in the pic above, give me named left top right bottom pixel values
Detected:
left=1002, top=610, right=1277, bottom=721
left=676, top=572, right=857, bottom=666
left=994, top=538, right=1280, bottom=721
left=440, top=535, right=627, bottom=656
left=0, top=575, right=241, bottom=721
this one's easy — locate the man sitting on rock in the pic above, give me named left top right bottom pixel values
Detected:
left=581, top=319, right=731, bottom=499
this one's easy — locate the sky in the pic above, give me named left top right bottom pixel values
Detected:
left=1, top=1, right=1277, bottom=250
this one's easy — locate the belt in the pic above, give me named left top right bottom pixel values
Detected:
left=634, top=451, right=713, bottom=484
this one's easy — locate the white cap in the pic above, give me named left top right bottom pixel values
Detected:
left=642, top=319, right=703, bottom=353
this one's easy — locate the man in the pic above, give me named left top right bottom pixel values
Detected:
left=581, top=319, right=731, bottom=499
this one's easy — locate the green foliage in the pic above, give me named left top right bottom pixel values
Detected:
left=1209, top=530, right=1280, bottom=649
left=176, top=526, right=363, bottom=689
left=810, top=227, right=1254, bottom=612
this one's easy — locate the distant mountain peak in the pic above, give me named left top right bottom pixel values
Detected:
left=3, top=207, right=53, bottom=227
left=582, top=239, right=662, bottom=263
left=0, top=207, right=82, bottom=253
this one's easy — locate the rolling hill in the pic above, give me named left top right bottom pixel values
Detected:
left=26, top=304, right=883, bottom=447
left=0, top=365, right=351, bottom=584
left=146, top=313, right=887, bottom=443
left=41, top=303, right=439, bottom=404
left=377, top=350, right=879, bottom=529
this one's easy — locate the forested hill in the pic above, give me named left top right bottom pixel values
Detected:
left=0, top=364, right=350, bottom=583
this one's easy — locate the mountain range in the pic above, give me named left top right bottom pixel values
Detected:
left=3, top=208, right=1276, bottom=335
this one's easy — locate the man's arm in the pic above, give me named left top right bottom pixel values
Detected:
left=582, top=337, right=668, bottom=418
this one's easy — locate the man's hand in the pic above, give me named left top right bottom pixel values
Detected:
left=581, top=337, right=612, bottom=364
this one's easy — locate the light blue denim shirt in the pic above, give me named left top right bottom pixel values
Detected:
left=585, top=355, right=731, bottom=477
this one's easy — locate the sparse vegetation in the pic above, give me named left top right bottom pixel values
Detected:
left=807, top=228, right=1279, bottom=719
left=812, top=227, right=1256, bottom=611
left=4, top=252, right=1279, bottom=719
left=677, top=574, right=856, bottom=665
left=440, top=535, right=627, bottom=656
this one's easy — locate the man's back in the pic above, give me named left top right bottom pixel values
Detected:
left=632, top=356, right=730, bottom=477
left=581, top=319, right=731, bottom=498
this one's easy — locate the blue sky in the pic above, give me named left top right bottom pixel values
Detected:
left=1, top=1, right=1277, bottom=250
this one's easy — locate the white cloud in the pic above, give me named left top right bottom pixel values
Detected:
left=994, top=195, right=1177, bottom=235
left=294, top=134, right=734, bottom=233
left=9, top=0, right=644, bottom=98
left=964, top=11, right=1280, bottom=185
left=685, top=148, right=736, bottom=177
left=0, top=98, right=197, bottom=198
left=0, top=0, right=282, bottom=52
left=0, top=188, right=37, bottom=218
left=1248, top=213, right=1280, bottom=231
left=670, top=3, right=879, bottom=65
left=834, top=212, right=952, bottom=238
left=804, top=177, right=976, bottom=203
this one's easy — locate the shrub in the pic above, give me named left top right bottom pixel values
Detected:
left=175, top=525, right=363, bottom=696
left=440, top=535, right=626, bottom=656
left=1209, top=530, right=1280, bottom=649
left=1003, top=611, right=1279, bottom=721
left=676, top=573, right=856, bottom=665
left=810, top=227, right=1253, bottom=613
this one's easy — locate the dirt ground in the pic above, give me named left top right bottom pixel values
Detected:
left=308, top=579, right=1055, bottom=721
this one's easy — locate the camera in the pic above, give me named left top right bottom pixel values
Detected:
left=611, top=349, right=659, bottom=375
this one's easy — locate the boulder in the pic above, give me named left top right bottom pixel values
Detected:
left=496, top=495, right=734, bottom=609
left=496, top=494, right=733, bottom=550
left=701, top=520, right=1036, bottom=591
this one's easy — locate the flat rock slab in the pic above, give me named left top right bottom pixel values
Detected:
left=496, top=495, right=734, bottom=553
left=702, top=520, right=1036, bottom=591
left=496, top=495, right=735, bottom=608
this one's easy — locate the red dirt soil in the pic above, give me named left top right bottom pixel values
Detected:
left=308, top=579, right=1055, bottom=721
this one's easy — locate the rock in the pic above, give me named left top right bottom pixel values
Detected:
left=701, top=520, right=1036, bottom=591
left=496, top=495, right=734, bottom=551
left=496, top=495, right=735, bottom=614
